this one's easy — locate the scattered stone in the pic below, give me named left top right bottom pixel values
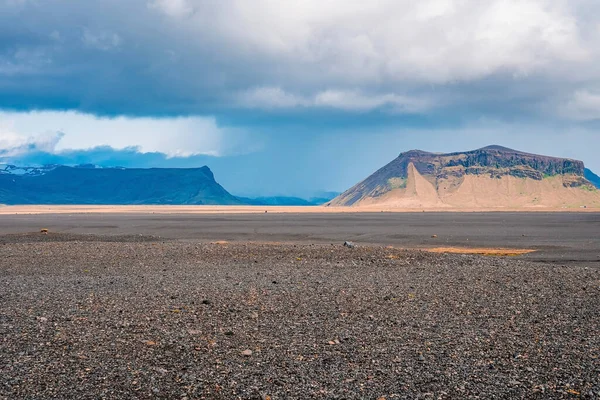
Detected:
left=343, top=241, right=355, bottom=248
left=1, top=239, right=598, bottom=399
left=431, top=235, right=437, bottom=238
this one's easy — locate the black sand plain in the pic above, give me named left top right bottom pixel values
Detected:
left=1, top=212, right=599, bottom=399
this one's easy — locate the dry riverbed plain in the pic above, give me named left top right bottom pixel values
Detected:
left=1, top=209, right=599, bottom=399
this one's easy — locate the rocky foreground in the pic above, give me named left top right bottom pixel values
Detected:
left=1, top=234, right=599, bottom=399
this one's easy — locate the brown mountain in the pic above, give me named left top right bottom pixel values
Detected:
left=328, top=146, right=600, bottom=210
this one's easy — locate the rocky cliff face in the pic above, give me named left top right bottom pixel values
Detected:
left=329, top=145, right=598, bottom=208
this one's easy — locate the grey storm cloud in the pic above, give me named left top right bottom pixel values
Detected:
left=1, top=0, right=600, bottom=120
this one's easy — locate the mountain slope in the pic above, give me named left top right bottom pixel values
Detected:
left=585, top=168, right=600, bottom=189
left=328, top=146, right=600, bottom=209
left=0, top=165, right=242, bottom=205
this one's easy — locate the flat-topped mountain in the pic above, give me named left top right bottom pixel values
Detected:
left=328, top=146, right=600, bottom=209
left=0, top=165, right=242, bottom=205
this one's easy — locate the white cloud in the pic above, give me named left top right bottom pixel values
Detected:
left=82, top=30, right=122, bottom=51
left=314, top=90, right=431, bottom=112
left=236, top=87, right=309, bottom=109
left=561, top=90, right=600, bottom=121
left=168, top=0, right=590, bottom=84
left=0, top=130, right=63, bottom=157
left=0, top=111, right=246, bottom=158
left=236, top=87, right=432, bottom=113
left=149, top=0, right=194, bottom=18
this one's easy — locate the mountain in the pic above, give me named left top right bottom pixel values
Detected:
left=585, top=168, right=600, bottom=189
left=328, top=146, right=600, bottom=209
left=0, top=165, right=242, bottom=205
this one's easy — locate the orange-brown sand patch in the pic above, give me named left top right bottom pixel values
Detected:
left=425, top=247, right=536, bottom=256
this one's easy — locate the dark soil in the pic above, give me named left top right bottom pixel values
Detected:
left=1, top=233, right=599, bottom=399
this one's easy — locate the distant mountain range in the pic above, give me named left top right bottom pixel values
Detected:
left=0, top=164, right=337, bottom=206
left=0, top=164, right=242, bottom=205
left=1, top=151, right=597, bottom=207
left=328, top=145, right=600, bottom=209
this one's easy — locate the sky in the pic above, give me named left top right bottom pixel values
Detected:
left=1, top=0, right=600, bottom=197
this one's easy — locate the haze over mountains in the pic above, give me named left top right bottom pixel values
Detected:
left=328, top=146, right=600, bottom=210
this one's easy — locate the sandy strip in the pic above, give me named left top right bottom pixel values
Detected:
left=0, top=204, right=599, bottom=215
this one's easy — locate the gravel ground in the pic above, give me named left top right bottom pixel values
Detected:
left=1, top=233, right=599, bottom=399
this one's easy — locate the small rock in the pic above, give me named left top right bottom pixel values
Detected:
left=418, top=354, right=425, bottom=362
left=343, top=241, right=355, bottom=248
left=431, top=235, right=437, bottom=238
left=201, top=299, right=211, bottom=305
left=37, top=316, right=48, bottom=323
left=241, top=349, right=253, bottom=356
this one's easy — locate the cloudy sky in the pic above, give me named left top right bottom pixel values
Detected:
left=1, top=0, right=600, bottom=196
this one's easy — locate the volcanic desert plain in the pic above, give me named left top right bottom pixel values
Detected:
left=1, top=206, right=599, bottom=399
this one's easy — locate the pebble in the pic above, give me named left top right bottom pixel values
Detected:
left=1, top=236, right=598, bottom=399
